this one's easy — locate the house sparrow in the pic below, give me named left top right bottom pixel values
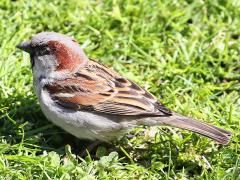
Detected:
left=16, top=32, right=231, bottom=145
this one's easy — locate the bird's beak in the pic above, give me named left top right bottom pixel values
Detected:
left=16, top=40, right=32, bottom=53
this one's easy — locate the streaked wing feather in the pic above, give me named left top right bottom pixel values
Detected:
left=45, top=60, right=172, bottom=116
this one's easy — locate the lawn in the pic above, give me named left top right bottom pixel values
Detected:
left=0, top=0, right=239, bottom=179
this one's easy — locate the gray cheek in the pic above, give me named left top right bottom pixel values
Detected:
left=32, top=54, right=58, bottom=81
left=37, top=55, right=58, bottom=71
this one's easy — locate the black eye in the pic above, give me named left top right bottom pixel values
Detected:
left=34, top=45, right=51, bottom=56
left=40, top=47, right=50, bottom=55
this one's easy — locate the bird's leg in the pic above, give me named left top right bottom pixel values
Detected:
left=80, top=140, right=102, bottom=157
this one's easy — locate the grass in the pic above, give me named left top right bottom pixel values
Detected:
left=0, top=0, right=239, bottom=179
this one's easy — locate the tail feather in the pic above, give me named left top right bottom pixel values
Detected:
left=157, top=113, right=232, bottom=145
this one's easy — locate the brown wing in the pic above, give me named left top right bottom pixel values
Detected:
left=45, top=60, right=172, bottom=116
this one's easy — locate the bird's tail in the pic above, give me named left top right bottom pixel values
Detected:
left=154, top=113, right=232, bottom=145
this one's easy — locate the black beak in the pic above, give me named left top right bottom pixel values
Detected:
left=16, top=40, right=32, bottom=53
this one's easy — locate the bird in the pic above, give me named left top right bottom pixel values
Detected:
left=16, top=32, right=231, bottom=145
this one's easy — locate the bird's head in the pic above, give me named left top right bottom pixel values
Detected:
left=17, top=32, right=88, bottom=79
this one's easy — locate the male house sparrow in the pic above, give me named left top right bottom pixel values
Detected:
left=17, top=32, right=231, bottom=144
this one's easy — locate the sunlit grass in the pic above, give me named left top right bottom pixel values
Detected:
left=0, top=0, right=239, bottom=179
